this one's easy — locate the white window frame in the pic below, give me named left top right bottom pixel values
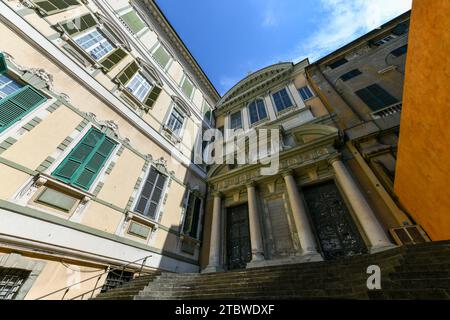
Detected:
left=164, top=103, right=187, bottom=139
left=180, top=74, right=195, bottom=100
left=151, top=43, right=173, bottom=71
left=0, top=73, right=23, bottom=99
left=73, top=28, right=115, bottom=61
left=270, top=87, right=296, bottom=114
left=126, top=72, right=153, bottom=102
left=247, top=98, right=268, bottom=126
left=298, top=85, right=315, bottom=102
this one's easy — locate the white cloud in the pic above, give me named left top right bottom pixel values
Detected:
left=293, top=0, right=412, bottom=62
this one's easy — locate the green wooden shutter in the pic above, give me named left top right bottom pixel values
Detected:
left=0, top=86, right=47, bottom=133
left=115, top=60, right=139, bottom=85
left=120, top=11, right=146, bottom=34
left=52, top=128, right=117, bottom=190
left=0, top=53, right=7, bottom=74
left=35, top=0, right=79, bottom=16
left=60, top=13, right=96, bottom=36
left=100, top=47, right=128, bottom=72
left=143, top=85, right=162, bottom=110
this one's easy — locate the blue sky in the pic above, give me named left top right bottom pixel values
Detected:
left=156, top=0, right=412, bottom=95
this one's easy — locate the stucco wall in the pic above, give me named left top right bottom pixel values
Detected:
left=394, top=0, right=450, bottom=240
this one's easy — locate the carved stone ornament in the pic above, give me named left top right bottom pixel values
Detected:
left=2, top=52, right=71, bottom=102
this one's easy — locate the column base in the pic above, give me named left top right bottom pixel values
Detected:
left=246, top=252, right=323, bottom=269
left=202, top=265, right=225, bottom=274
left=369, top=243, right=398, bottom=254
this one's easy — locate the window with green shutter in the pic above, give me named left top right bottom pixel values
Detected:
left=142, top=85, right=161, bottom=111
left=115, top=61, right=139, bottom=86
left=99, top=47, right=128, bottom=72
left=134, top=166, right=167, bottom=220
left=34, top=0, right=80, bottom=16
left=120, top=10, right=146, bottom=34
left=182, top=193, right=202, bottom=238
left=52, top=127, right=117, bottom=191
left=0, top=85, right=47, bottom=133
left=152, top=45, right=171, bottom=69
left=0, top=53, right=7, bottom=74
left=181, top=77, right=194, bottom=99
left=59, top=13, right=97, bottom=36
left=355, top=84, right=399, bottom=111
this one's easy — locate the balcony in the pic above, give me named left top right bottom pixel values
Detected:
left=371, top=102, right=402, bottom=119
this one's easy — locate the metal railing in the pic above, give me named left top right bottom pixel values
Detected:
left=371, top=102, right=402, bottom=119
left=35, top=255, right=152, bottom=300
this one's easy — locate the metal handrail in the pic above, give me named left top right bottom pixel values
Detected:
left=35, top=255, right=152, bottom=300
left=371, top=102, right=403, bottom=119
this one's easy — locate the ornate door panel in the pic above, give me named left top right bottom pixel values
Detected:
left=226, top=204, right=252, bottom=270
left=303, top=181, right=367, bottom=260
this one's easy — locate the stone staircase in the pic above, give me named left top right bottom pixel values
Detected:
left=94, top=240, right=450, bottom=300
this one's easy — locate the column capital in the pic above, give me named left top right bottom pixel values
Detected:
left=281, top=169, right=294, bottom=178
left=328, top=155, right=342, bottom=165
left=211, top=190, right=222, bottom=198
left=245, top=181, right=255, bottom=188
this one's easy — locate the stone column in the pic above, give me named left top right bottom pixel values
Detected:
left=246, top=182, right=265, bottom=262
left=329, top=157, right=393, bottom=250
left=282, top=171, right=319, bottom=254
left=203, top=192, right=224, bottom=273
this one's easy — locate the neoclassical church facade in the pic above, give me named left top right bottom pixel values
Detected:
left=0, top=0, right=432, bottom=300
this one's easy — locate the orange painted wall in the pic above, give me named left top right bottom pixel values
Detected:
left=394, top=0, right=450, bottom=240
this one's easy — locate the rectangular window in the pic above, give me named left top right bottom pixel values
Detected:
left=126, top=73, right=152, bottom=102
left=134, top=166, right=167, bottom=220
left=272, top=88, right=293, bottom=112
left=166, top=108, right=185, bottom=136
left=298, top=86, right=314, bottom=100
left=355, top=84, right=399, bottom=111
left=328, top=58, right=348, bottom=69
left=373, top=34, right=397, bottom=46
left=120, top=10, right=146, bottom=34
left=52, top=127, right=117, bottom=191
left=152, top=45, right=171, bottom=69
left=248, top=99, right=267, bottom=124
left=0, top=268, right=30, bottom=300
left=0, top=85, right=47, bottom=134
left=340, top=69, right=362, bottom=82
left=181, top=77, right=194, bottom=99
left=75, top=29, right=115, bottom=61
left=229, top=110, right=242, bottom=129
left=0, top=74, right=22, bottom=99
left=182, top=193, right=202, bottom=238
left=34, top=0, right=79, bottom=16
left=390, top=45, right=408, bottom=57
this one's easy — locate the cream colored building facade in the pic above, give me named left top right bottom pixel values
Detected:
left=0, top=0, right=218, bottom=299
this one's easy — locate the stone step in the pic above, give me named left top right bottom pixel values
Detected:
left=390, top=271, right=450, bottom=280
left=383, top=278, right=450, bottom=289
left=394, top=262, right=450, bottom=273
left=368, top=288, right=449, bottom=300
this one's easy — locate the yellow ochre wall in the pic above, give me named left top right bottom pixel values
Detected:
left=394, top=0, right=450, bottom=240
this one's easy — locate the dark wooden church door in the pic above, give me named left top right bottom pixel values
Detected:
left=303, top=181, right=367, bottom=260
left=226, top=204, right=252, bottom=270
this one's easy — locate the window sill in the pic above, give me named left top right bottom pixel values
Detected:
left=162, top=125, right=182, bottom=144
left=125, top=210, right=157, bottom=229
left=34, top=173, right=94, bottom=201
left=180, top=233, right=201, bottom=246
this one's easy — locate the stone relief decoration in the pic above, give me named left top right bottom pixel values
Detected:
left=345, top=44, right=371, bottom=60
left=213, top=147, right=334, bottom=191
left=2, top=51, right=71, bottom=103
left=83, top=112, right=125, bottom=142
